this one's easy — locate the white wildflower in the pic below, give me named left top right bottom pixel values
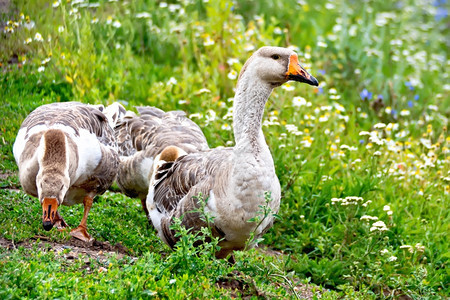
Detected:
left=273, top=27, right=282, bottom=35
left=334, top=103, right=345, bottom=112
left=167, top=77, right=177, bottom=85
left=282, top=83, right=295, bottom=91
left=34, top=33, right=44, bottom=42
left=226, top=58, right=239, bottom=66
left=400, top=109, right=410, bottom=116
left=244, top=44, right=255, bottom=52
left=415, top=243, right=425, bottom=252
left=360, top=215, right=379, bottom=221
left=189, top=113, right=202, bottom=119
left=203, top=36, right=214, bottom=46
left=420, top=138, right=432, bottom=149
left=292, top=96, right=307, bottom=107
left=135, top=12, right=151, bottom=18
left=362, top=200, right=372, bottom=207
left=227, top=70, right=238, bottom=80
left=168, top=4, right=181, bottom=12
left=205, top=109, right=216, bottom=125
left=400, top=245, right=414, bottom=253
left=317, top=41, right=327, bottom=48
left=112, top=20, right=121, bottom=28
left=195, top=88, right=211, bottom=95
left=319, top=115, right=329, bottom=122
left=374, top=123, right=386, bottom=129
left=387, top=256, right=397, bottom=262
left=221, top=123, right=231, bottom=131
left=370, top=220, right=388, bottom=232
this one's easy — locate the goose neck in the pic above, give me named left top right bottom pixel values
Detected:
left=232, top=77, right=273, bottom=151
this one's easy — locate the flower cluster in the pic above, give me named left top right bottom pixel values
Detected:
left=331, top=196, right=364, bottom=206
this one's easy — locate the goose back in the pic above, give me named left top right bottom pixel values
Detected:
left=115, top=107, right=209, bottom=200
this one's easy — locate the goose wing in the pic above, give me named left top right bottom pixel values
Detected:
left=152, top=148, right=232, bottom=214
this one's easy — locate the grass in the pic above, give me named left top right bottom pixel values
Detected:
left=1, top=0, right=449, bottom=298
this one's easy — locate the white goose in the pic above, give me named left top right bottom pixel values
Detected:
left=13, top=102, right=125, bottom=242
left=115, top=107, right=209, bottom=216
left=147, top=46, right=318, bottom=258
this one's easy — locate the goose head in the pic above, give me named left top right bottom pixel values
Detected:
left=238, top=46, right=318, bottom=88
left=37, top=172, right=69, bottom=231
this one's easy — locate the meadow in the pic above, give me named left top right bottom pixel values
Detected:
left=0, top=0, right=448, bottom=298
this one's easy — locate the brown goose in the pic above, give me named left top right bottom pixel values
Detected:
left=115, top=107, right=209, bottom=216
left=13, top=102, right=124, bottom=242
left=147, top=46, right=318, bottom=258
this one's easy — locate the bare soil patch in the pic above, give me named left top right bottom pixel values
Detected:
left=0, top=235, right=132, bottom=262
left=0, top=170, right=14, bottom=181
left=216, top=270, right=321, bottom=300
left=0, top=0, right=10, bottom=14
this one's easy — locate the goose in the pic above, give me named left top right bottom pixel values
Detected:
left=146, top=46, right=318, bottom=258
left=115, top=106, right=209, bottom=216
left=13, top=102, right=125, bottom=242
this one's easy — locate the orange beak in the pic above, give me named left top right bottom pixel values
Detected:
left=286, top=54, right=318, bottom=86
left=42, top=197, right=59, bottom=231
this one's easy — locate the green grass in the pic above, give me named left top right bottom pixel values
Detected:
left=1, top=0, right=448, bottom=298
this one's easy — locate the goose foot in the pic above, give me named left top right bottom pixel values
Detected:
left=70, top=195, right=94, bottom=242
left=70, top=225, right=93, bottom=242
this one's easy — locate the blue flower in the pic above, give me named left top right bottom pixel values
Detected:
left=359, top=139, right=365, bottom=144
left=360, top=89, right=373, bottom=100
left=408, top=100, right=414, bottom=108
left=435, top=7, right=447, bottom=21
left=318, top=86, right=324, bottom=94
left=433, top=0, right=446, bottom=7
left=414, top=94, right=419, bottom=101
left=391, top=109, right=398, bottom=116
left=405, top=81, right=414, bottom=91
left=377, top=94, right=384, bottom=100
left=318, top=69, right=326, bottom=75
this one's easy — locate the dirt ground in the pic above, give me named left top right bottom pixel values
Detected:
left=0, top=0, right=10, bottom=14
left=0, top=235, right=132, bottom=262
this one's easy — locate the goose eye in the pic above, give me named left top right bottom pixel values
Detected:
left=271, top=54, right=280, bottom=60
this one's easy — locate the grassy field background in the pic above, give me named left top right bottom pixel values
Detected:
left=0, top=0, right=449, bottom=298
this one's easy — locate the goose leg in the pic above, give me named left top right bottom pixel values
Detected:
left=70, top=195, right=94, bottom=242
left=140, top=198, right=149, bottom=217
